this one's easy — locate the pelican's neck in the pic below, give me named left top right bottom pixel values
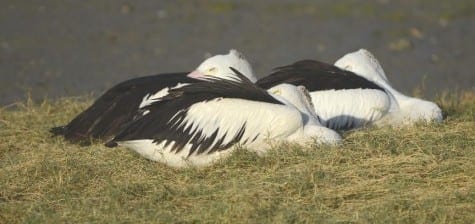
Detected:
left=271, top=93, right=322, bottom=127
left=270, top=92, right=341, bottom=144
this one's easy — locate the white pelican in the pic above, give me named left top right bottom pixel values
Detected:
left=334, top=49, right=443, bottom=126
left=50, top=49, right=258, bottom=142
left=105, top=69, right=341, bottom=168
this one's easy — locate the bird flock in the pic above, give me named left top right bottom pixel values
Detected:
left=51, top=49, right=443, bottom=168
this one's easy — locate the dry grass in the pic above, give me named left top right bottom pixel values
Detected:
left=1, top=92, right=474, bottom=223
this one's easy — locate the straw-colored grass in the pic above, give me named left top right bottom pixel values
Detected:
left=1, top=92, right=474, bottom=223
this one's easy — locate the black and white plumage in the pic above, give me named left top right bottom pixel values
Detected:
left=50, top=49, right=257, bottom=142
left=334, top=49, right=443, bottom=126
left=257, top=60, right=391, bottom=130
left=106, top=69, right=341, bottom=168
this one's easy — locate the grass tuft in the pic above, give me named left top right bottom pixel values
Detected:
left=1, top=92, right=474, bottom=223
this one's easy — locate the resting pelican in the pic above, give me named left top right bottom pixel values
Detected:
left=106, top=69, right=341, bottom=168
left=334, top=49, right=443, bottom=126
left=50, top=49, right=257, bottom=142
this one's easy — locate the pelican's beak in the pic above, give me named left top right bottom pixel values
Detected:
left=187, top=70, right=207, bottom=80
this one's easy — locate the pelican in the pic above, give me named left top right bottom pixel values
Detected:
left=105, top=69, right=341, bottom=168
left=334, top=49, right=443, bottom=126
left=50, top=49, right=257, bottom=142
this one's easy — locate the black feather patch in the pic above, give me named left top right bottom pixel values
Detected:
left=51, top=72, right=199, bottom=143
left=257, top=60, right=384, bottom=91
left=50, top=126, right=67, bottom=135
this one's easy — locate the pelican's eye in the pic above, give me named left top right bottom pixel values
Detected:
left=272, top=89, right=281, bottom=95
left=207, top=67, right=217, bottom=74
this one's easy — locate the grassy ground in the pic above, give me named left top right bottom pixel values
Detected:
left=0, top=92, right=474, bottom=223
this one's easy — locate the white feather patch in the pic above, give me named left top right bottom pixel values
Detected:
left=117, top=139, right=237, bottom=168
left=139, top=83, right=190, bottom=109
left=310, top=88, right=391, bottom=129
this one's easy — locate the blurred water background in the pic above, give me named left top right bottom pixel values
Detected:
left=1, top=0, right=474, bottom=105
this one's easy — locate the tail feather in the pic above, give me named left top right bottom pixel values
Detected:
left=104, top=140, right=118, bottom=148
left=50, top=126, right=67, bottom=136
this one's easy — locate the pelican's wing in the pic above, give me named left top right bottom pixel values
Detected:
left=257, top=60, right=383, bottom=91
left=50, top=72, right=197, bottom=142
left=109, top=97, right=303, bottom=157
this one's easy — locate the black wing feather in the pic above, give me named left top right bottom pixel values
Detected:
left=256, top=60, right=384, bottom=91
left=51, top=72, right=199, bottom=143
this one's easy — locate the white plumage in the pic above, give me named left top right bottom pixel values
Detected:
left=188, top=49, right=257, bottom=82
left=334, top=49, right=443, bottom=126
left=309, top=88, right=391, bottom=129
left=139, top=83, right=189, bottom=109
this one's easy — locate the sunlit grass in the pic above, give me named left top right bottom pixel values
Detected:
left=0, top=92, right=474, bottom=223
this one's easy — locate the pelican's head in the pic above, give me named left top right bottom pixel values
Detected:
left=268, top=84, right=318, bottom=120
left=268, top=83, right=341, bottom=145
left=334, top=49, right=390, bottom=85
left=187, top=49, right=257, bottom=83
